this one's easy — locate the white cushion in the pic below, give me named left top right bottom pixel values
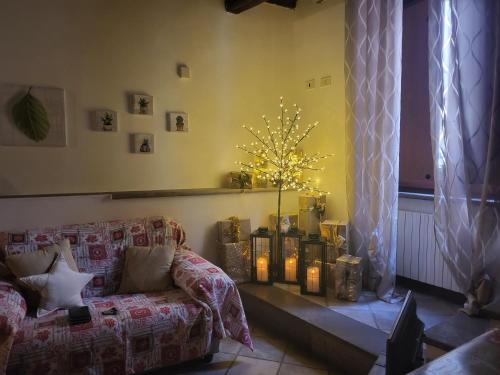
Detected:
left=20, top=252, right=93, bottom=317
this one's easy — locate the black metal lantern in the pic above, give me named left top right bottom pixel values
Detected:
left=279, top=229, right=303, bottom=284
left=250, top=228, right=275, bottom=285
left=299, top=234, right=327, bottom=296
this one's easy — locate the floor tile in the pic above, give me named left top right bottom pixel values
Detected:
left=238, top=335, right=286, bottom=362
left=165, top=352, right=236, bottom=375
left=282, top=344, right=328, bottom=369
left=278, top=363, right=328, bottom=375
left=227, top=356, right=280, bottom=375
left=417, top=312, right=452, bottom=329
left=368, top=299, right=402, bottom=313
left=219, top=337, right=242, bottom=354
left=371, top=309, right=399, bottom=333
left=490, top=319, right=500, bottom=329
left=417, top=298, right=458, bottom=316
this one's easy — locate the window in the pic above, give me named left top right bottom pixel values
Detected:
left=400, top=0, right=433, bottom=192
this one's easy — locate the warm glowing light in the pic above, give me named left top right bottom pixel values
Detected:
left=235, top=97, right=332, bottom=194
left=284, top=256, right=297, bottom=282
left=256, top=256, right=268, bottom=282
left=306, top=266, right=320, bottom=293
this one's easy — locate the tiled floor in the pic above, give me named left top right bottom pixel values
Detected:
left=154, top=285, right=461, bottom=374
left=275, top=283, right=460, bottom=334
left=159, top=319, right=344, bottom=375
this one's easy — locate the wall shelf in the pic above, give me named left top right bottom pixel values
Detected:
left=111, top=187, right=281, bottom=200
left=0, top=187, right=284, bottom=200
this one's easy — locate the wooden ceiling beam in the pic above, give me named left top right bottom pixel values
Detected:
left=225, top=0, right=266, bottom=14
left=266, top=0, right=297, bottom=9
left=225, top=0, right=297, bottom=14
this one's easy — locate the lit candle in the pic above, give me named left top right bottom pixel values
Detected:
left=306, top=266, right=320, bottom=293
left=284, top=256, right=297, bottom=282
left=256, top=256, right=268, bottom=282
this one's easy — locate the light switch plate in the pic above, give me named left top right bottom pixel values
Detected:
left=306, top=79, right=315, bottom=89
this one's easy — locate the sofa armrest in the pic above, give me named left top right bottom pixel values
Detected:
left=0, top=279, right=26, bottom=372
left=0, top=280, right=26, bottom=336
left=171, top=249, right=252, bottom=349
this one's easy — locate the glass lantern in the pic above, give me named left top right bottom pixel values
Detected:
left=250, top=228, right=275, bottom=285
left=299, top=234, right=327, bottom=296
left=279, top=229, right=304, bottom=284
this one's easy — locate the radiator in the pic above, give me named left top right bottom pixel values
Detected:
left=396, top=209, right=461, bottom=292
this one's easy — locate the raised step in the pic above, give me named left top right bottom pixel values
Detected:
left=239, top=283, right=387, bottom=375
left=424, top=312, right=493, bottom=351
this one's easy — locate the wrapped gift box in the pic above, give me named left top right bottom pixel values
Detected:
left=227, top=171, right=253, bottom=189
left=326, top=243, right=347, bottom=264
left=299, top=209, right=320, bottom=236
left=321, top=220, right=350, bottom=260
left=268, top=213, right=299, bottom=232
left=335, top=254, right=363, bottom=302
left=217, top=240, right=251, bottom=284
left=217, top=218, right=251, bottom=244
left=299, top=194, right=326, bottom=210
left=298, top=194, right=326, bottom=236
left=253, top=174, right=269, bottom=188
left=299, top=195, right=316, bottom=210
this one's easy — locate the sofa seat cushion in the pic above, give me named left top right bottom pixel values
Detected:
left=8, top=289, right=211, bottom=374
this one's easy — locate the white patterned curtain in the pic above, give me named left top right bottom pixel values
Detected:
left=345, top=0, right=403, bottom=302
left=429, top=0, right=500, bottom=311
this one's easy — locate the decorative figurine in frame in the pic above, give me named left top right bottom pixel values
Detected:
left=131, top=133, right=154, bottom=154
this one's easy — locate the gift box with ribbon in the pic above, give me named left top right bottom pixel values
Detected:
left=298, top=194, right=326, bottom=236
left=217, top=217, right=251, bottom=244
left=335, top=254, right=363, bottom=301
left=320, top=220, right=349, bottom=261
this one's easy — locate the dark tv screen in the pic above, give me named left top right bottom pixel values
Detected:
left=386, top=291, right=425, bottom=375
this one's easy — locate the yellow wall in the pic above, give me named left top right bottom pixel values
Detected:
left=0, top=0, right=295, bottom=194
left=291, top=0, right=347, bottom=219
left=0, top=0, right=347, bottom=258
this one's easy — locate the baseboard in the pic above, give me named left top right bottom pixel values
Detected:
left=396, top=276, right=465, bottom=305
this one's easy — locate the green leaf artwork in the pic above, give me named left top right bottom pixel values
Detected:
left=11, top=87, right=50, bottom=142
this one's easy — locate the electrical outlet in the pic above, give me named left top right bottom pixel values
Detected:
left=320, top=75, right=332, bottom=87
left=306, top=79, right=315, bottom=89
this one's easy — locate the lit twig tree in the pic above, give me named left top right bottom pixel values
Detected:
left=236, top=97, right=332, bottom=251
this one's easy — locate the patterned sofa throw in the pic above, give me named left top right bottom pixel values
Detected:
left=0, top=216, right=253, bottom=374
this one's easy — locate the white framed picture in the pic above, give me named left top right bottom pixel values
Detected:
left=167, top=112, right=188, bottom=132
left=92, top=110, right=117, bottom=131
left=0, top=84, right=67, bottom=147
left=131, top=133, right=154, bottom=154
left=130, top=94, right=153, bottom=115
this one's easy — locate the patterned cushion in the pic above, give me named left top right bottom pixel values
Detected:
left=1, top=217, right=186, bottom=298
left=8, top=289, right=210, bottom=374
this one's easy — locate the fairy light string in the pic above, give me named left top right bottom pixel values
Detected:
left=235, top=97, right=333, bottom=194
